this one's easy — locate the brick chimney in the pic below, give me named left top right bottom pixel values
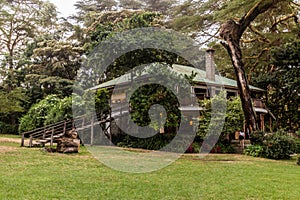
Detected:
left=205, top=49, right=216, bottom=82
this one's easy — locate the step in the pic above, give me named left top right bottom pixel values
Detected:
left=231, top=140, right=251, bottom=144
left=53, top=134, right=63, bottom=138
left=31, top=142, right=42, bottom=147
left=37, top=139, right=50, bottom=143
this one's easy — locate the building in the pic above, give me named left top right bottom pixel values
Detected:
left=90, top=49, right=275, bottom=137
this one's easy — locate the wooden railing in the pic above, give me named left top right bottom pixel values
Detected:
left=21, top=104, right=129, bottom=147
left=21, top=119, right=74, bottom=147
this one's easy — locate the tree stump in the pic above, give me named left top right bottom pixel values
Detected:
left=56, top=128, right=80, bottom=153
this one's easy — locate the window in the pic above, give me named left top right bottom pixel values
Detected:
left=194, top=87, right=207, bottom=100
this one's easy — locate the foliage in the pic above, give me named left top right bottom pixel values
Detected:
left=44, top=96, right=73, bottom=125
left=18, top=93, right=87, bottom=132
left=0, top=0, right=58, bottom=131
left=244, top=145, right=264, bottom=157
left=0, top=121, right=17, bottom=134
left=129, top=83, right=180, bottom=132
left=263, top=133, right=297, bottom=160
left=219, top=143, right=235, bottom=153
left=23, top=34, right=84, bottom=102
left=198, top=93, right=243, bottom=138
left=245, top=130, right=297, bottom=160
left=117, top=134, right=175, bottom=150
left=127, top=64, right=193, bottom=133
left=18, top=95, right=61, bottom=133
left=0, top=88, right=28, bottom=113
left=295, top=139, right=300, bottom=154
left=250, top=130, right=265, bottom=145
left=94, top=89, right=110, bottom=119
left=0, top=0, right=58, bottom=91
left=255, top=41, right=300, bottom=131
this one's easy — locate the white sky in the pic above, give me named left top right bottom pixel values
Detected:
left=48, top=0, right=78, bottom=18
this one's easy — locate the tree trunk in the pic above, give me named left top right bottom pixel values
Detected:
left=219, top=0, right=287, bottom=133
left=220, top=26, right=257, bottom=132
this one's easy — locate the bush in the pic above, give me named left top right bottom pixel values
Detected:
left=0, top=122, right=18, bottom=134
left=117, top=134, right=175, bottom=150
left=220, top=144, right=235, bottom=153
left=44, top=96, right=73, bottom=125
left=245, top=130, right=297, bottom=160
left=19, top=95, right=61, bottom=133
left=263, top=133, right=297, bottom=160
left=295, top=139, right=300, bottom=154
left=250, top=130, right=265, bottom=145
left=244, top=145, right=264, bottom=157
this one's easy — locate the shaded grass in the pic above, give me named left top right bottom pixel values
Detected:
left=0, top=134, right=21, bottom=139
left=0, top=137, right=299, bottom=199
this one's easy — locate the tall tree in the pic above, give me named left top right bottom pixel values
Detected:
left=119, top=0, right=144, bottom=10
left=170, top=0, right=299, bottom=132
left=23, top=32, right=84, bottom=101
left=256, top=41, right=300, bottom=130
left=0, top=0, right=57, bottom=91
left=219, top=0, right=293, bottom=132
left=73, top=0, right=117, bottom=23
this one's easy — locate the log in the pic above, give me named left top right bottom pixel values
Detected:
left=56, top=138, right=80, bottom=153
left=55, top=128, right=80, bottom=153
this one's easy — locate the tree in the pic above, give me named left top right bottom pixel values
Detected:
left=0, top=0, right=58, bottom=132
left=143, top=0, right=178, bottom=14
left=22, top=33, right=84, bottom=101
left=119, top=0, right=144, bottom=10
left=73, top=0, right=117, bottom=23
left=0, top=0, right=57, bottom=91
left=219, top=0, right=293, bottom=132
left=0, top=88, right=27, bottom=113
left=170, top=0, right=299, bottom=133
left=255, top=41, right=300, bottom=130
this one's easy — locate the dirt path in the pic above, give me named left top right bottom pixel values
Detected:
left=0, top=137, right=29, bottom=146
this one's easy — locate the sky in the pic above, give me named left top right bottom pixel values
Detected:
left=48, top=0, right=78, bottom=18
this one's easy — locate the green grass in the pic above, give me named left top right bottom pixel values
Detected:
left=0, top=136, right=299, bottom=199
left=0, top=134, right=21, bottom=138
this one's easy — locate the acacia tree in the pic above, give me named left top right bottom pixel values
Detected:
left=170, top=0, right=299, bottom=133
left=0, top=0, right=57, bottom=91
left=219, top=0, right=293, bottom=132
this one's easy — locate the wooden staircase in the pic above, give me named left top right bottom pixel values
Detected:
left=20, top=110, right=123, bottom=148
left=231, top=140, right=251, bottom=154
left=21, top=103, right=131, bottom=148
left=21, top=119, right=74, bottom=147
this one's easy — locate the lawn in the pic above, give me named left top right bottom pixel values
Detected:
left=0, top=134, right=299, bottom=199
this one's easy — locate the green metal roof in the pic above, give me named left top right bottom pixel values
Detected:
left=89, top=64, right=264, bottom=92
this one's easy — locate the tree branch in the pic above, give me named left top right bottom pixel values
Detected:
left=244, top=48, right=269, bottom=60
left=271, top=13, right=297, bottom=31
left=239, top=0, right=287, bottom=37
left=248, top=25, right=271, bottom=43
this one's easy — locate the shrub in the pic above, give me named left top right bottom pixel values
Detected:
left=263, top=133, right=297, bottom=160
left=0, top=122, right=18, bottom=134
left=117, top=134, right=175, bottom=150
left=44, top=96, right=73, bottom=125
left=295, top=139, right=300, bottom=154
left=18, top=95, right=61, bottom=133
left=244, top=145, right=264, bottom=157
left=250, top=130, right=265, bottom=145
left=220, top=144, right=235, bottom=153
